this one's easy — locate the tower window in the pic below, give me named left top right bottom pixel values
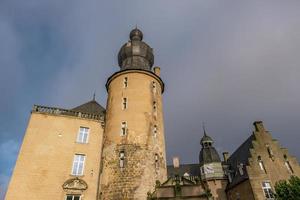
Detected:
left=153, top=125, right=158, bottom=137
left=258, top=156, right=266, bottom=173
left=66, top=195, right=81, bottom=200
left=76, top=127, right=89, bottom=143
left=262, top=181, right=275, bottom=199
left=122, top=98, right=127, bottom=110
left=152, top=81, right=157, bottom=93
left=284, top=154, right=294, bottom=174
left=155, top=153, right=159, bottom=168
left=71, top=154, right=85, bottom=176
left=153, top=101, right=157, bottom=110
left=119, top=151, right=125, bottom=168
left=123, top=77, right=128, bottom=88
left=121, top=121, right=127, bottom=136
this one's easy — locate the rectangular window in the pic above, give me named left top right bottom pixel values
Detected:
left=155, top=153, right=159, bottom=168
left=119, top=150, right=125, bottom=168
left=71, top=154, right=85, bottom=176
left=76, top=127, right=89, bottom=143
left=123, top=77, right=128, bottom=88
left=121, top=121, right=127, bottom=136
left=152, top=81, right=157, bottom=93
left=122, top=98, right=127, bottom=110
left=285, top=161, right=294, bottom=174
left=66, top=195, right=81, bottom=200
left=262, top=181, right=275, bottom=199
left=153, top=125, right=158, bottom=138
left=153, top=101, right=157, bottom=110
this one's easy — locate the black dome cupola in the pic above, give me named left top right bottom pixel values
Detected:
left=118, top=28, right=154, bottom=71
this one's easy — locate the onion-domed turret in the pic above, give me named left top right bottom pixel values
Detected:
left=118, top=28, right=154, bottom=71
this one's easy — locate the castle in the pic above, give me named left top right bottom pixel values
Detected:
left=5, top=28, right=300, bottom=200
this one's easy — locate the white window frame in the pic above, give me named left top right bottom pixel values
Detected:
left=71, top=154, right=86, bottom=176
left=121, top=121, right=127, bottom=136
left=65, top=195, right=81, bottom=200
left=262, top=181, right=275, bottom=199
left=76, top=127, right=89, bottom=143
left=122, top=98, right=128, bottom=110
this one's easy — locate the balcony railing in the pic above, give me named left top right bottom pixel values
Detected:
left=32, top=105, right=105, bottom=122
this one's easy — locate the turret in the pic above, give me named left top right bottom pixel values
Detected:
left=199, top=128, right=224, bottom=180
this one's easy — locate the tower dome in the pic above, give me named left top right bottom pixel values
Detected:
left=199, top=129, right=221, bottom=165
left=130, top=28, right=143, bottom=41
left=118, top=28, right=154, bottom=71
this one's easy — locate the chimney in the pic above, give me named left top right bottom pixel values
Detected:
left=154, top=66, right=161, bottom=76
left=223, top=152, right=229, bottom=162
left=173, top=157, right=180, bottom=168
left=253, top=121, right=265, bottom=132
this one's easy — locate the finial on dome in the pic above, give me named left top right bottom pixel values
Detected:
left=92, top=92, right=96, bottom=101
left=202, top=122, right=207, bottom=136
left=130, top=27, right=143, bottom=41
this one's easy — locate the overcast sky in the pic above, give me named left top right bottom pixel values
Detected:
left=1, top=0, right=300, bottom=198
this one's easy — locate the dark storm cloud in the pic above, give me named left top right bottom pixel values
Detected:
left=1, top=0, right=300, bottom=197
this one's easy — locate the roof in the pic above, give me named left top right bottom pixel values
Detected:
left=199, top=147, right=221, bottom=165
left=167, top=164, right=200, bottom=177
left=71, top=100, right=105, bottom=116
left=226, top=134, right=255, bottom=189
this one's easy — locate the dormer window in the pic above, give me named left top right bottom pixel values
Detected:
left=238, top=164, right=244, bottom=175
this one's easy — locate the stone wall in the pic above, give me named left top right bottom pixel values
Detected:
left=5, top=112, right=104, bottom=200
left=100, top=70, right=167, bottom=199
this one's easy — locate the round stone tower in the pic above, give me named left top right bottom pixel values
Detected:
left=100, top=28, right=167, bottom=199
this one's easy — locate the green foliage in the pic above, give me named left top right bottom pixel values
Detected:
left=275, top=176, right=300, bottom=200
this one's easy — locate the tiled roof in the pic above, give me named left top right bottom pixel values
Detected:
left=226, top=134, right=255, bottom=189
left=71, top=100, right=105, bottom=116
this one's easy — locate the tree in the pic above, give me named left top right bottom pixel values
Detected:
left=275, top=176, right=300, bottom=200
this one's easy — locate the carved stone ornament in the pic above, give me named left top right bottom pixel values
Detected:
left=62, top=177, right=88, bottom=191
